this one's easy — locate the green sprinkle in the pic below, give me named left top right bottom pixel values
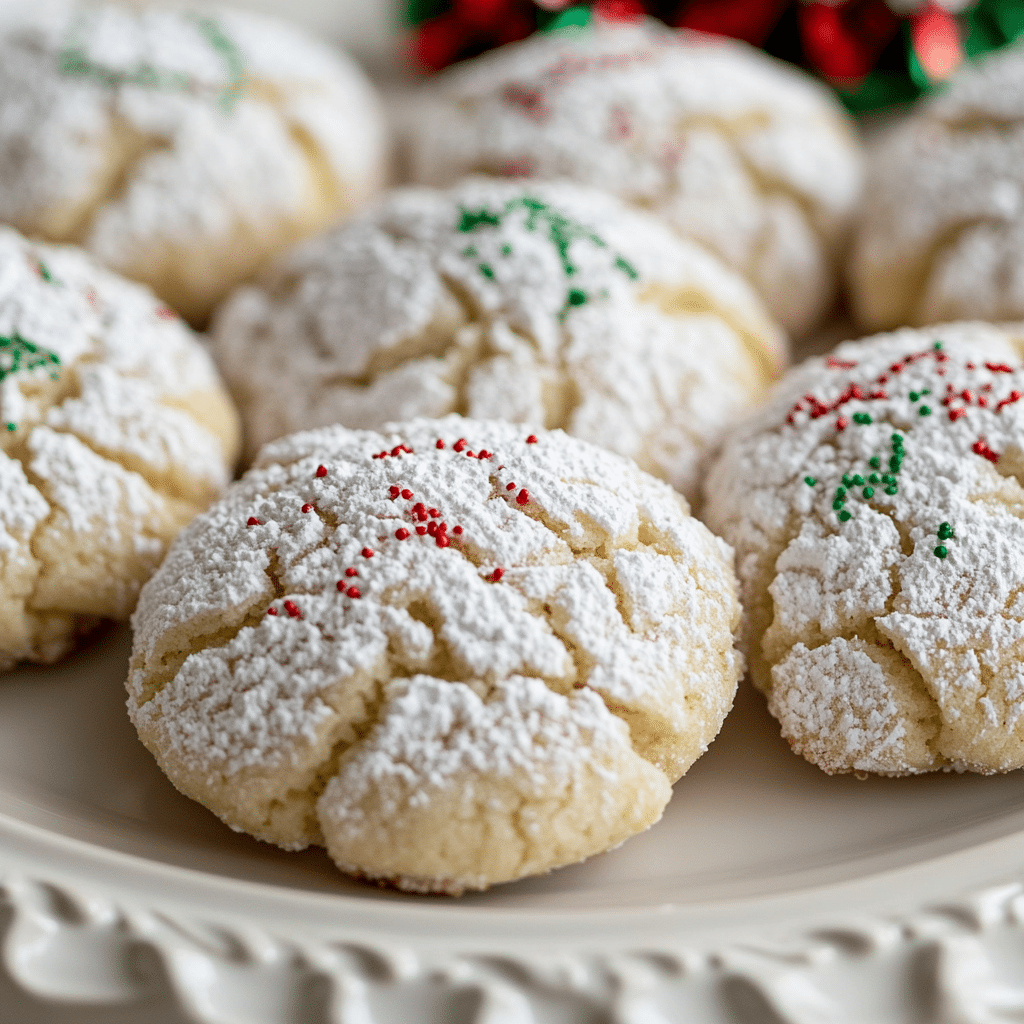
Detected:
left=891, top=434, right=903, bottom=446
left=842, top=474, right=853, bottom=487
left=882, top=474, right=894, bottom=483
left=459, top=207, right=501, bottom=231
left=835, top=486, right=846, bottom=498
left=938, top=522, right=955, bottom=540
left=862, top=487, right=874, bottom=498
left=838, top=510, right=852, bottom=522
left=869, top=474, right=880, bottom=484
left=479, top=263, right=494, bottom=279
left=909, top=391, right=919, bottom=401
left=922, top=389, right=931, bottom=396
left=804, top=476, right=817, bottom=486
left=869, top=457, right=881, bottom=469
left=5, top=422, right=14, bottom=432
left=501, top=244, right=513, bottom=256
left=462, top=246, right=477, bottom=258
left=934, top=545, right=948, bottom=558
left=919, top=406, right=932, bottom=416
left=833, top=499, right=845, bottom=510
left=567, top=288, right=588, bottom=307
left=853, top=412, right=872, bottom=424
left=852, top=475, right=865, bottom=485
left=934, top=341, right=943, bottom=350
left=886, top=485, right=898, bottom=495
left=614, top=255, right=639, bottom=280
left=889, top=456, right=902, bottom=471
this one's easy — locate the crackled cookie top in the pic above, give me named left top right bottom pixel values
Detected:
left=402, top=19, right=862, bottom=336
left=851, top=45, right=1024, bottom=330
left=0, top=225, right=239, bottom=671
left=0, top=3, right=386, bottom=323
left=213, top=177, right=785, bottom=502
left=128, top=417, right=742, bottom=892
left=705, top=323, right=1024, bottom=776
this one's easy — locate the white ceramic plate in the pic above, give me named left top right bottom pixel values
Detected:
left=4, top=622, right=1024, bottom=1024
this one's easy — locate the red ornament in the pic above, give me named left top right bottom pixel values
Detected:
left=676, top=0, right=788, bottom=46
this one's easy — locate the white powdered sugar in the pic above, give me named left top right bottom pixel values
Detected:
left=0, top=224, right=238, bottom=669
left=705, top=322, right=1024, bottom=775
left=128, top=416, right=742, bottom=890
left=0, top=2, right=387, bottom=322
left=402, top=18, right=863, bottom=336
left=851, top=44, right=1024, bottom=330
left=212, top=177, right=785, bottom=503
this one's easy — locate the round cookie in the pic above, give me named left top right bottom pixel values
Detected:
left=401, top=19, right=863, bottom=337
left=0, top=225, right=239, bottom=670
left=0, top=2, right=387, bottom=324
left=850, top=44, right=1024, bottom=330
left=127, top=417, right=743, bottom=893
left=704, top=322, right=1024, bottom=776
left=212, top=177, right=785, bottom=503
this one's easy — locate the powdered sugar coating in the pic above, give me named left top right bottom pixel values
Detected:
left=212, top=177, right=785, bottom=503
left=128, top=416, right=743, bottom=892
left=850, top=45, right=1024, bottom=330
left=705, top=322, right=1024, bottom=775
left=0, top=2, right=386, bottom=323
left=402, top=19, right=862, bottom=337
left=0, top=225, right=239, bottom=670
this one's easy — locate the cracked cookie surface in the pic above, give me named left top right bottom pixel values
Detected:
left=0, top=3, right=386, bottom=324
left=0, top=225, right=239, bottom=670
left=705, top=323, right=1024, bottom=776
left=850, top=46, right=1024, bottom=331
left=212, top=177, right=785, bottom=504
left=128, top=416, right=743, bottom=893
left=400, top=19, right=862, bottom=337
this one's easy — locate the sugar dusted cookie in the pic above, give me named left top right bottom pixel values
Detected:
left=212, top=178, right=785, bottom=502
left=0, top=3, right=387, bottom=324
left=127, top=417, right=743, bottom=893
left=402, top=19, right=862, bottom=337
left=0, top=226, right=239, bottom=670
left=705, top=323, right=1024, bottom=776
left=851, top=45, right=1024, bottom=330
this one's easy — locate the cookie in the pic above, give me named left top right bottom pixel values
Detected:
left=401, top=19, right=863, bottom=337
left=0, top=226, right=239, bottom=670
left=127, top=417, right=743, bottom=893
left=0, top=3, right=387, bottom=324
left=850, top=45, right=1024, bottom=330
left=704, top=323, right=1024, bottom=776
left=212, top=178, right=785, bottom=503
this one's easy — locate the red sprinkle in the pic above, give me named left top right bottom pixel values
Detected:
left=347, top=586, right=361, bottom=599
left=401, top=489, right=414, bottom=500
left=491, top=567, right=505, bottom=582
left=436, top=534, right=450, bottom=548
left=973, top=437, right=1001, bottom=463
left=284, top=600, right=301, bottom=619
left=315, top=465, right=327, bottom=478
left=336, top=580, right=346, bottom=592
left=979, top=396, right=989, bottom=407
left=949, top=408, right=967, bottom=421
left=438, top=522, right=448, bottom=533
left=962, top=390, right=974, bottom=403
left=836, top=416, right=848, bottom=431
left=389, top=485, right=400, bottom=499
left=362, top=547, right=374, bottom=558
left=826, top=357, right=857, bottom=369
left=416, top=526, right=428, bottom=535
left=247, top=516, right=260, bottom=526
left=302, top=503, right=314, bottom=513
left=516, top=488, right=530, bottom=505
left=396, top=528, right=410, bottom=540
left=453, top=438, right=468, bottom=452
left=997, top=390, right=1023, bottom=411
left=526, top=435, right=538, bottom=444
left=427, top=521, right=437, bottom=536
left=506, top=482, right=516, bottom=491
left=345, top=568, right=358, bottom=577
left=967, top=363, right=976, bottom=370
left=453, top=525, right=463, bottom=535
left=477, top=450, right=492, bottom=459
left=986, top=362, right=1014, bottom=373
left=428, top=508, right=441, bottom=518
left=267, top=607, right=278, bottom=616
left=436, top=439, right=445, bottom=449
left=466, top=450, right=475, bottom=458
left=416, top=509, right=429, bottom=522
